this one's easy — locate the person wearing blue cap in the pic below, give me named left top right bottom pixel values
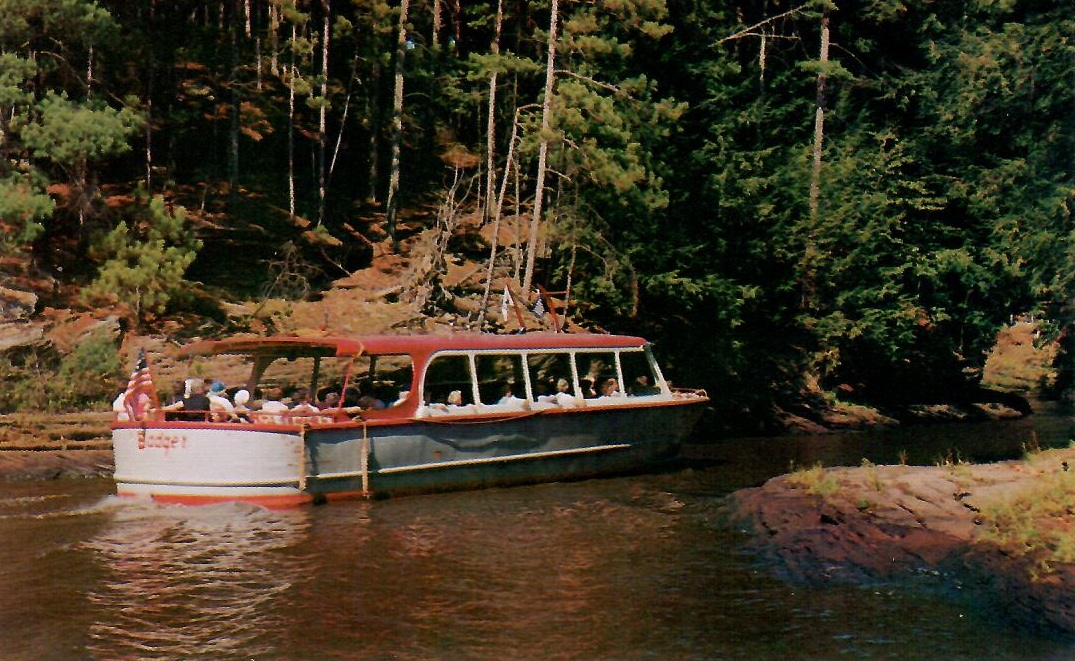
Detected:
left=207, top=380, right=237, bottom=421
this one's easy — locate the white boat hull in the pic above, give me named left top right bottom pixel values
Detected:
left=113, top=426, right=308, bottom=506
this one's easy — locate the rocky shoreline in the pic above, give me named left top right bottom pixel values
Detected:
left=0, top=412, right=112, bottom=481
left=0, top=449, right=113, bottom=480
left=728, top=447, right=1075, bottom=636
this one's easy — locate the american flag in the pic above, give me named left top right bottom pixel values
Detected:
left=122, top=348, right=158, bottom=420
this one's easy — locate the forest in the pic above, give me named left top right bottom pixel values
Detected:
left=0, top=0, right=1072, bottom=427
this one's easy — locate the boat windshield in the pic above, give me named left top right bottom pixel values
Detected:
left=182, top=350, right=414, bottom=410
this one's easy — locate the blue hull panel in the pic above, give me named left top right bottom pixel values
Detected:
left=305, top=403, right=704, bottom=496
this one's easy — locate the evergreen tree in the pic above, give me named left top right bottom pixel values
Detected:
left=0, top=0, right=141, bottom=263
left=83, top=193, right=201, bottom=327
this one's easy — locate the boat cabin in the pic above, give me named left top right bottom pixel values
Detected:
left=170, top=333, right=685, bottom=424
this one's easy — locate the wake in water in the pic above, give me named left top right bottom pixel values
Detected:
left=82, top=500, right=316, bottom=661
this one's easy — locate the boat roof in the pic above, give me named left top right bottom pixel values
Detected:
left=177, top=333, right=650, bottom=359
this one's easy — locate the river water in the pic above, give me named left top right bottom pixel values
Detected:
left=5, top=410, right=1075, bottom=660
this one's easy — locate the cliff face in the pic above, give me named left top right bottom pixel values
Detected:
left=728, top=449, right=1075, bottom=635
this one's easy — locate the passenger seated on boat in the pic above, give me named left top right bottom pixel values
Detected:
left=319, top=390, right=340, bottom=410
left=252, top=386, right=289, bottom=423
left=208, top=380, right=238, bottom=421
left=233, top=389, right=252, bottom=422
left=428, top=389, right=475, bottom=415
left=290, top=388, right=320, bottom=415
left=597, top=377, right=622, bottom=398
left=537, top=378, right=577, bottom=408
left=496, top=382, right=528, bottom=411
left=357, top=380, right=387, bottom=410
left=161, top=378, right=212, bottom=421
left=629, top=375, right=660, bottom=396
left=340, top=384, right=384, bottom=415
left=112, top=391, right=128, bottom=421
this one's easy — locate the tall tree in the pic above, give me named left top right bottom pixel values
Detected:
left=385, top=0, right=411, bottom=241
left=521, top=0, right=558, bottom=294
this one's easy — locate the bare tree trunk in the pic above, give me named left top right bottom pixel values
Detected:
left=432, top=0, right=442, bottom=47
left=808, top=10, right=829, bottom=226
left=478, top=105, right=521, bottom=327
left=483, top=0, right=503, bottom=225
left=228, top=0, right=241, bottom=208
left=522, top=0, right=557, bottom=294
left=145, top=1, right=155, bottom=190
left=318, top=0, right=331, bottom=226
left=451, top=0, right=462, bottom=46
left=563, top=240, right=576, bottom=320
left=329, top=51, right=359, bottom=184
left=288, top=23, right=297, bottom=220
left=385, top=0, right=411, bottom=241
left=269, top=3, right=279, bottom=74
left=366, top=68, right=381, bottom=204
left=758, top=31, right=766, bottom=84
left=803, top=8, right=830, bottom=311
left=86, top=45, right=94, bottom=96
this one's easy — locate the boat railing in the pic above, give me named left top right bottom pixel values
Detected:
left=247, top=411, right=337, bottom=425
left=671, top=387, right=708, bottom=399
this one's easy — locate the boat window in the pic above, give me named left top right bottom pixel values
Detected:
left=423, top=354, right=475, bottom=405
left=364, top=354, right=414, bottom=407
left=257, top=355, right=356, bottom=404
left=526, top=352, right=573, bottom=401
left=475, top=354, right=526, bottom=405
left=576, top=351, right=618, bottom=398
left=620, top=350, right=662, bottom=396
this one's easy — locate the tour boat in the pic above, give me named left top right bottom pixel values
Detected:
left=111, top=333, right=709, bottom=506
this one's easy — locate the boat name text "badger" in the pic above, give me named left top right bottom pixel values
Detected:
left=139, top=432, right=188, bottom=453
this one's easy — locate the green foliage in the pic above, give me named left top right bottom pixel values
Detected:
left=0, top=172, right=54, bottom=252
left=978, top=468, right=1075, bottom=579
left=0, top=349, right=52, bottom=412
left=0, top=329, right=122, bottom=412
left=48, top=329, right=125, bottom=410
left=84, top=194, right=201, bottom=326
left=787, top=462, right=841, bottom=497
left=16, top=92, right=142, bottom=166
left=0, top=0, right=1071, bottom=421
left=0, top=0, right=140, bottom=267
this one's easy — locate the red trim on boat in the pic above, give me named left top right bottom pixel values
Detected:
left=177, top=332, right=648, bottom=360
left=116, top=489, right=370, bottom=509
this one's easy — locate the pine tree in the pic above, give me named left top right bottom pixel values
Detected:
left=83, top=193, right=201, bottom=328
left=0, top=0, right=141, bottom=261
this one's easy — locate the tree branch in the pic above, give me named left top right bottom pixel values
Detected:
left=717, top=4, right=811, bottom=44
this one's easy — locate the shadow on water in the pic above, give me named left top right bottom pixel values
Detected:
left=679, top=401, right=1075, bottom=495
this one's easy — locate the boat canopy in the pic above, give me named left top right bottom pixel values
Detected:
left=178, top=336, right=366, bottom=359
left=177, top=333, right=650, bottom=361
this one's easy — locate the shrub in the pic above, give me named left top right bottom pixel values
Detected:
left=0, top=330, right=123, bottom=413
left=978, top=469, right=1075, bottom=579
left=46, top=329, right=125, bottom=411
left=787, top=462, right=841, bottom=497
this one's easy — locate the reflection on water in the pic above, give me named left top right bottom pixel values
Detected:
left=83, top=502, right=315, bottom=661
left=2, top=412, right=1075, bottom=660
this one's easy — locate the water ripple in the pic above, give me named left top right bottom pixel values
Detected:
left=83, top=502, right=314, bottom=661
